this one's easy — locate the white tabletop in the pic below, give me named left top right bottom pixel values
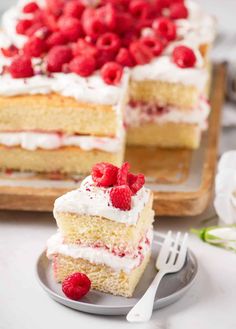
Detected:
left=1, top=206, right=236, bottom=329
left=1, top=1, right=236, bottom=328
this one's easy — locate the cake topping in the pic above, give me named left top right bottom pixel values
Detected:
left=172, top=45, right=196, bottom=68
left=23, top=2, right=40, bottom=14
left=110, top=185, right=132, bottom=211
left=1, top=0, right=198, bottom=83
left=9, top=55, right=34, bottom=78
left=92, top=162, right=118, bottom=187
left=62, top=272, right=91, bottom=300
left=91, top=161, right=145, bottom=210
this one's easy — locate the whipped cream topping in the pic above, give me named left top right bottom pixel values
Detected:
left=126, top=97, right=210, bottom=129
left=214, top=151, right=236, bottom=225
left=54, top=176, right=152, bottom=225
left=131, top=56, right=208, bottom=90
left=47, top=230, right=153, bottom=273
left=0, top=69, right=130, bottom=106
left=0, top=131, right=124, bottom=152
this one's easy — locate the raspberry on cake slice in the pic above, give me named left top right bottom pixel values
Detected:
left=47, top=162, right=154, bottom=297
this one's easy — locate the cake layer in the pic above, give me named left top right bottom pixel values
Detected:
left=130, top=79, right=203, bottom=109
left=54, top=188, right=154, bottom=252
left=127, top=122, right=201, bottom=148
left=0, top=146, right=124, bottom=174
left=0, top=131, right=123, bottom=152
left=51, top=251, right=151, bottom=297
left=47, top=230, right=152, bottom=273
left=0, top=93, right=120, bottom=136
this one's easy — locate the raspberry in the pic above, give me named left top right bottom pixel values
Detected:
left=127, top=173, right=145, bottom=195
left=140, top=36, right=163, bottom=56
left=121, top=31, right=138, bottom=47
left=58, top=16, right=84, bottom=42
left=45, top=0, right=64, bottom=17
left=101, top=62, right=123, bottom=85
left=97, top=3, right=117, bottom=31
left=129, top=41, right=153, bottom=65
left=96, top=33, right=121, bottom=57
left=72, top=39, right=98, bottom=58
left=91, top=162, right=118, bottom=187
left=172, top=45, right=196, bottom=68
left=96, top=50, right=115, bottom=69
left=23, top=36, right=47, bottom=57
left=62, top=272, right=91, bottom=301
left=23, top=2, right=39, bottom=13
left=83, top=16, right=105, bottom=39
left=155, top=0, right=170, bottom=14
left=116, top=48, right=135, bottom=67
left=1, top=45, right=19, bottom=57
left=9, top=55, right=34, bottom=79
left=43, top=13, right=58, bottom=32
left=115, top=12, right=133, bottom=34
left=129, top=0, right=150, bottom=20
left=16, top=19, right=33, bottom=35
left=110, top=185, right=132, bottom=211
left=69, top=54, right=96, bottom=77
left=153, top=17, right=176, bottom=41
left=46, top=32, right=67, bottom=49
left=47, top=45, right=72, bottom=72
left=117, top=162, right=130, bottom=185
left=25, top=22, right=44, bottom=37
left=64, top=0, right=85, bottom=18
left=169, top=3, right=188, bottom=20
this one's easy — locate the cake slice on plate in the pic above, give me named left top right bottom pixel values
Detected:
left=47, top=162, right=154, bottom=297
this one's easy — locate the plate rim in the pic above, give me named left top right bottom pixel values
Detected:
left=36, top=234, right=198, bottom=310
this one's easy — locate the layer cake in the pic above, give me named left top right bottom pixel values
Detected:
left=47, top=162, right=154, bottom=297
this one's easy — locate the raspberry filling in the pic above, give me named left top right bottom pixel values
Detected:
left=126, top=97, right=210, bottom=128
left=1, top=0, right=197, bottom=84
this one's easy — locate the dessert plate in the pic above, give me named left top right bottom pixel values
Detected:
left=36, top=233, right=198, bottom=315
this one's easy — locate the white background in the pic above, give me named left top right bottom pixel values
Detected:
left=1, top=1, right=236, bottom=329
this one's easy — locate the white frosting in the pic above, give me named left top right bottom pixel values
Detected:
left=0, top=131, right=124, bottom=152
left=131, top=56, right=208, bottom=90
left=54, top=176, right=152, bottom=225
left=47, top=230, right=153, bottom=273
left=0, top=70, right=129, bottom=106
left=126, top=97, right=210, bottom=129
left=214, top=151, right=236, bottom=225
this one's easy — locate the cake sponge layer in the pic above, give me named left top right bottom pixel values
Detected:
left=54, top=194, right=154, bottom=253
left=130, top=80, right=201, bottom=109
left=0, top=93, right=118, bottom=136
left=0, top=145, right=124, bottom=174
left=53, top=251, right=151, bottom=297
left=127, top=122, right=201, bottom=149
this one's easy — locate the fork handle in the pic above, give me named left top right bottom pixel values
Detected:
left=126, top=269, right=167, bottom=323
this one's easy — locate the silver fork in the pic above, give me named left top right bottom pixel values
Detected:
left=126, top=231, right=189, bottom=322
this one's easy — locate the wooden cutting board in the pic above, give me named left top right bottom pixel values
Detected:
left=0, top=64, right=226, bottom=216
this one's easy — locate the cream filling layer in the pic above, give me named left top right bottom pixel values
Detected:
left=54, top=176, right=152, bottom=225
left=126, top=97, right=210, bottom=129
left=0, top=131, right=124, bottom=152
left=47, top=230, right=153, bottom=273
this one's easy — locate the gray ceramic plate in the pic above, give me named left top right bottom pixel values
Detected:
left=36, top=234, right=198, bottom=315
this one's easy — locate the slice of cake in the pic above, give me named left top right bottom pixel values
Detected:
left=47, top=162, right=154, bottom=297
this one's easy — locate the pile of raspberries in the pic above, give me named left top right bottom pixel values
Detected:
left=92, top=162, right=145, bottom=211
left=3, top=0, right=196, bottom=85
